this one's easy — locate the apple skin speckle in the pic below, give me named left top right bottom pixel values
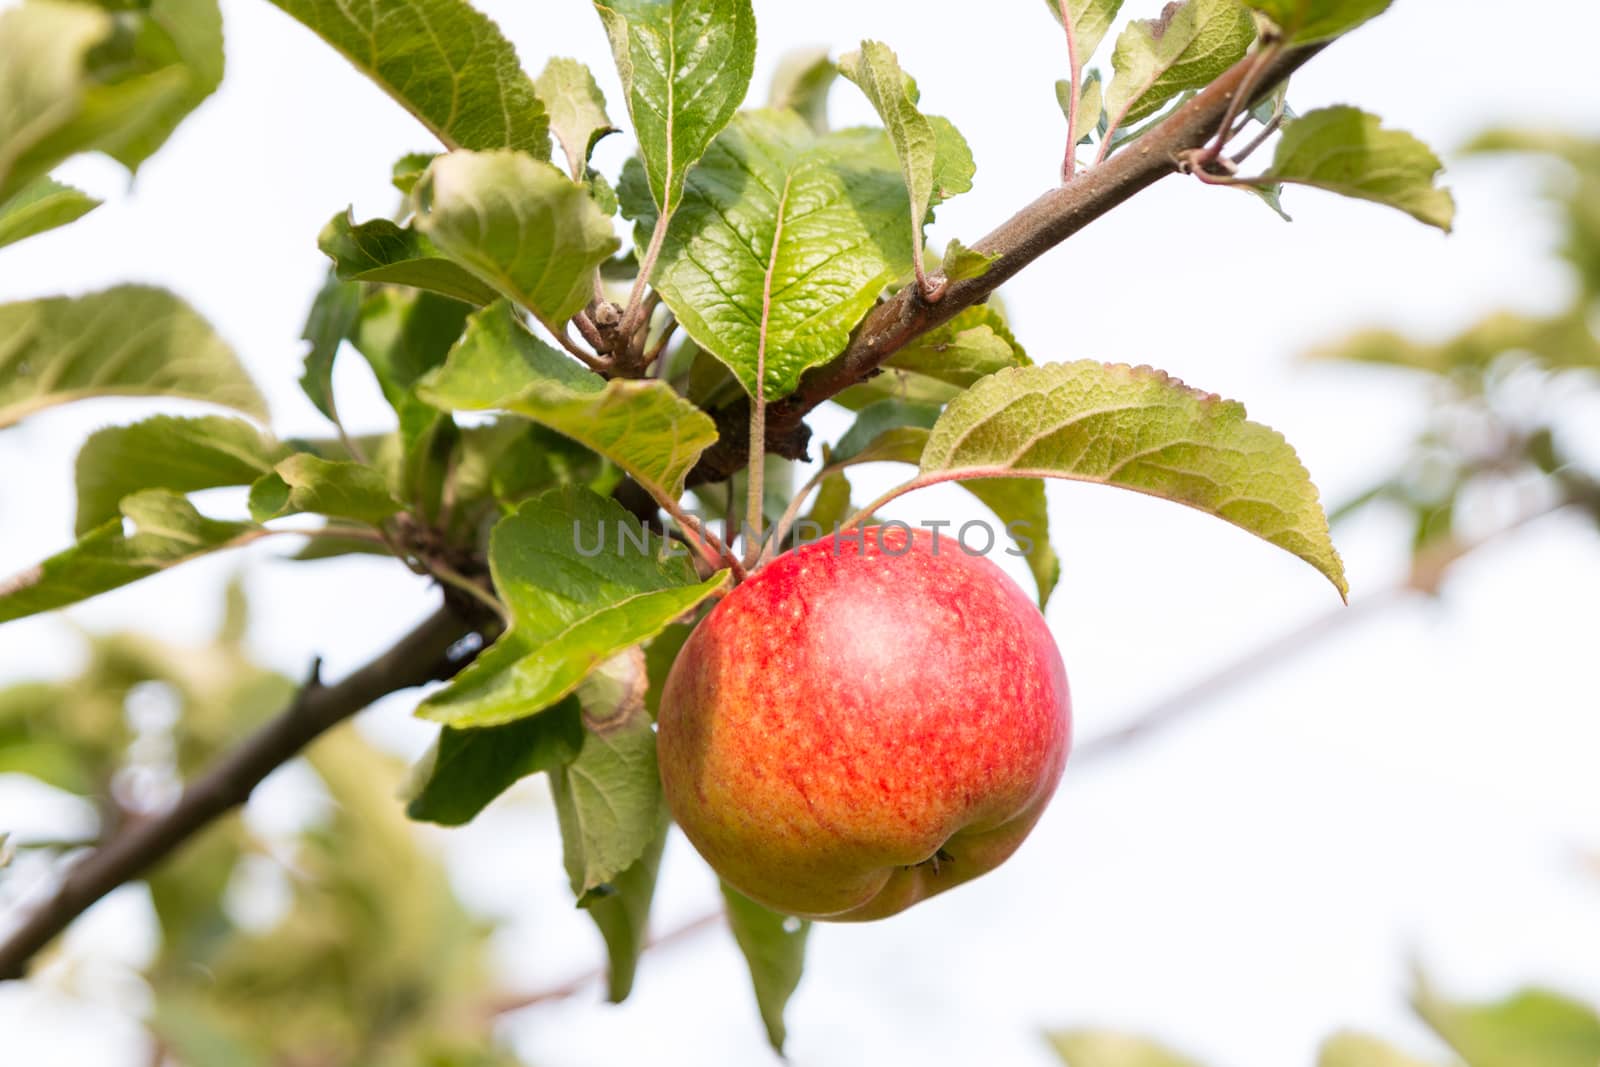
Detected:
left=658, top=526, right=1072, bottom=921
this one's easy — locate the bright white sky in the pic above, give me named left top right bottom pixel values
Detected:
left=3, top=0, right=1599, bottom=1064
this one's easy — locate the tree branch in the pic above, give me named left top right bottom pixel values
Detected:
left=0, top=605, right=476, bottom=982
left=684, top=41, right=1327, bottom=488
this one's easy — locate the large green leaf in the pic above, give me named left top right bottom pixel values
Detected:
left=593, top=0, right=756, bottom=219
left=404, top=697, right=585, bottom=826
left=0, top=286, right=266, bottom=429
left=647, top=109, right=914, bottom=399
left=248, top=454, right=404, bottom=525
left=1046, top=1031, right=1207, bottom=1067
left=412, top=150, right=620, bottom=326
left=74, top=415, right=288, bottom=535
left=722, top=884, right=810, bottom=1054
left=418, top=302, right=717, bottom=502
left=1317, top=1032, right=1443, bottom=1067
left=1242, top=0, right=1393, bottom=43
left=0, top=2, right=194, bottom=201
left=917, top=362, right=1347, bottom=596
left=1414, top=981, right=1600, bottom=1067
left=551, top=653, right=661, bottom=899
left=838, top=41, right=975, bottom=274
left=416, top=487, right=727, bottom=728
left=0, top=491, right=259, bottom=624
left=1043, top=0, right=1126, bottom=62
left=318, top=212, right=500, bottom=306
left=535, top=58, right=618, bottom=180
left=1261, top=106, right=1455, bottom=232
left=264, top=0, right=549, bottom=155
left=1104, top=0, right=1255, bottom=128
left=0, top=176, right=100, bottom=250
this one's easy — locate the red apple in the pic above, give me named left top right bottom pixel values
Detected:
left=657, top=525, right=1071, bottom=920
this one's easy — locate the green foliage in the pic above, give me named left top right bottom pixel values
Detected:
left=74, top=415, right=288, bottom=535
left=0, top=176, right=100, bottom=250
left=265, top=0, right=549, bottom=155
left=1044, top=0, right=1127, bottom=61
left=1316, top=1031, right=1444, bottom=1067
left=0, top=491, right=259, bottom=624
left=412, top=151, right=620, bottom=326
left=0, top=0, right=214, bottom=201
left=319, top=212, right=501, bottom=306
left=767, top=46, right=838, bottom=134
left=0, top=286, right=265, bottom=430
left=420, top=302, right=716, bottom=501
left=1414, top=981, right=1600, bottom=1067
left=593, top=0, right=757, bottom=218
left=646, top=109, right=913, bottom=399
left=297, top=274, right=363, bottom=421
left=1105, top=0, right=1255, bottom=129
left=416, top=487, right=726, bottom=727
left=405, top=698, right=584, bottom=825
left=918, top=362, right=1347, bottom=597
left=1242, top=0, right=1393, bottom=44
left=1262, top=106, right=1455, bottom=231
left=722, top=884, right=811, bottom=1053
left=248, top=454, right=404, bottom=525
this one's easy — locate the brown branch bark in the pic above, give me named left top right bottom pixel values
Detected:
left=0, top=605, right=476, bottom=982
left=686, top=41, right=1328, bottom=487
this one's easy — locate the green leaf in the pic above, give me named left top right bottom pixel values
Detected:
left=943, top=238, right=999, bottom=282
left=642, top=622, right=693, bottom=719
left=0, top=2, right=191, bottom=201
left=1317, top=1032, right=1443, bottom=1067
left=1104, top=0, right=1256, bottom=128
left=1043, top=0, right=1127, bottom=62
left=593, top=0, right=756, bottom=219
left=917, top=362, right=1347, bottom=597
left=1414, top=980, right=1600, bottom=1067
left=767, top=47, right=837, bottom=134
left=884, top=304, right=1028, bottom=387
left=805, top=469, right=853, bottom=533
left=1241, top=0, right=1393, bottom=44
left=264, top=0, right=549, bottom=155
left=1046, top=1031, right=1207, bottom=1067
left=1057, top=69, right=1106, bottom=147
left=75, top=415, right=287, bottom=536
left=0, top=491, right=258, bottom=624
left=418, top=302, right=718, bottom=502
left=318, top=211, right=500, bottom=306
left=1261, top=106, right=1455, bottom=232
left=392, top=151, right=438, bottom=196
left=551, top=649, right=661, bottom=899
left=0, top=176, right=100, bottom=250
left=582, top=810, right=669, bottom=1001
left=107, top=0, right=227, bottom=173
left=412, top=150, right=621, bottom=326
left=961, top=477, right=1062, bottom=609
left=351, top=288, right=474, bottom=411
left=838, top=42, right=974, bottom=271
left=722, top=884, right=810, bottom=1054
left=297, top=274, right=361, bottom=422
left=648, top=109, right=914, bottom=399
left=416, top=486, right=727, bottom=728
left=833, top=399, right=940, bottom=465
left=405, top=697, right=585, bottom=826
left=1310, top=311, right=1600, bottom=376
left=535, top=58, right=618, bottom=180
left=0, top=285, right=266, bottom=430
left=248, top=454, right=403, bottom=525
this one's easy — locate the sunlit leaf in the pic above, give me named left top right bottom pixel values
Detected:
left=1046, top=1030, right=1207, bottom=1067
left=918, top=362, right=1346, bottom=596
left=318, top=211, right=500, bottom=306
left=767, top=46, right=837, bottom=134
left=1104, top=0, right=1255, bottom=128
left=1241, top=0, right=1393, bottom=44
left=265, top=0, right=549, bottom=155
left=536, top=57, right=618, bottom=179
left=248, top=454, right=404, bottom=525
left=1414, top=979, right=1600, bottom=1067
left=1261, top=106, right=1455, bottom=232
left=416, top=487, right=727, bottom=728
left=0, top=176, right=100, bottom=250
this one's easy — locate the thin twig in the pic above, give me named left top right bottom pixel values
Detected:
left=488, top=909, right=724, bottom=1018
left=0, top=606, right=475, bottom=981
left=1230, top=110, right=1284, bottom=166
